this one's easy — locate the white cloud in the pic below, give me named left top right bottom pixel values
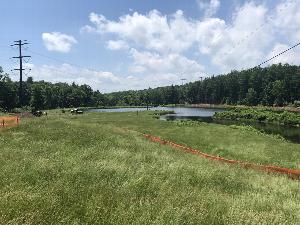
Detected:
left=130, top=48, right=204, bottom=77
left=42, top=32, right=77, bottom=53
left=210, top=2, right=272, bottom=72
left=195, top=18, right=226, bottom=54
left=81, top=2, right=274, bottom=73
left=82, top=10, right=196, bottom=53
left=124, top=48, right=205, bottom=88
left=274, top=0, right=300, bottom=44
left=20, top=63, right=121, bottom=91
left=22, top=63, right=186, bottom=92
left=56, top=1, right=300, bottom=91
left=106, top=40, right=129, bottom=50
left=197, top=0, right=221, bottom=17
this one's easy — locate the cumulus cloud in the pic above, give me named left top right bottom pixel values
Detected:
left=70, top=1, right=300, bottom=91
left=83, top=3, right=274, bottom=72
left=20, top=63, right=183, bottom=92
left=274, top=0, right=300, bottom=44
left=106, top=40, right=129, bottom=50
left=82, top=10, right=196, bottom=53
left=20, top=63, right=121, bottom=91
left=197, top=0, right=221, bottom=17
left=129, top=48, right=204, bottom=77
left=210, top=2, right=272, bottom=71
left=42, top=32, right=77, bottom=53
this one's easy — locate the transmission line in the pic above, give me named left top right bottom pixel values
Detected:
left=255, top=42, right=300, bottom=68
left=11, top=40, right=31, bottom=106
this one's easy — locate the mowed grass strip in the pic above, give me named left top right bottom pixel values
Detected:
left=0, top=112, right=299, bottom=224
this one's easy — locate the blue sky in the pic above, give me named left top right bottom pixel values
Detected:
left=0, top=0, right=299, bottom=92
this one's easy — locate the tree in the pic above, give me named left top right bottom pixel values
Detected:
left=30, top=84, right=45, bottom=110
left=272, top=80, right=285, bottom=106
left=245, top=88, right=257, bottom=106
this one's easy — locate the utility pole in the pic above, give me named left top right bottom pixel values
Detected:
left=181, top=78, right=187, bottom=86
left=11, top=40, right=31, bottom=106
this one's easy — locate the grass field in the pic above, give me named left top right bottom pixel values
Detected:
left=0, top=111, right=299, bottom=224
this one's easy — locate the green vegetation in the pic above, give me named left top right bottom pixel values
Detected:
left=0, top=67, right=105, bottom=111
left=1, top=63, right=300, bottom=111
left=214, top=108, right=300, bottom=126
left=104, top=63, right=300, bottom=107
left=91, top=111, right=300, bottom=169
left=1, top=111, right=299, bottom=224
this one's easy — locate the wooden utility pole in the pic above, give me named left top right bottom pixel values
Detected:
left=11, top=40, right=31, bottom=106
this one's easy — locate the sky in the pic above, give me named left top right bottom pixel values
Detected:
left=0, top=0, right=300, bottom=92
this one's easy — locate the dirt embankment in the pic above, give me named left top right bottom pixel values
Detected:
left=142, top=133, right=300, bottom=180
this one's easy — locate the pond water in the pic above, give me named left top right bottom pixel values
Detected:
left=89, top=106, right=300, bottom=144
left=89, top=106, right=225, bottom=116
left=89, top=107, right=150, bottom=113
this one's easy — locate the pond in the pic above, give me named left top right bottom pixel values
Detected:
left=89, top=107, right=150, bottom=113
left=89, top=106, right=225, bottom=116
left=89, top=106, right=300, bottom=144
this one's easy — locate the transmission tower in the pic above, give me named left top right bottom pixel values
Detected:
left=11, top=40, right=31, bottom=106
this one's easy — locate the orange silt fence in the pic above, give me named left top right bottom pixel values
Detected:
left=0, top=116, right=20, bottom=128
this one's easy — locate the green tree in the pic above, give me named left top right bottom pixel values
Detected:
left=245, top=88, right=257, bottom=106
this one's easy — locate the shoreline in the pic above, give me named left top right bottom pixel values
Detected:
left=188, top=104, right=300, bottom=113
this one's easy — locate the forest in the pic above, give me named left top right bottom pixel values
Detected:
left=0, top=63, right=299, bottom=111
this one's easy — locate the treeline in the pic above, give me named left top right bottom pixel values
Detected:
left=0, top=63, right=300, bottom=111
left=104, top=64, right=300, bottom=107
left=0, top=67, right=106, bottom=110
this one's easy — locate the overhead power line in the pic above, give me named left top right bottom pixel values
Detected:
left=255, top=42, right=300, bottom=68
left=26, top=49, right=97, bottom=73
left=217, top=0, right=295, bottom=59
left=25, top=41, right=300, bottom=86
left=11, top=40, right=31, bottom=106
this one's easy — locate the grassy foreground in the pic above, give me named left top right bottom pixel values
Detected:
left=0, top=111, right=299, bottom=224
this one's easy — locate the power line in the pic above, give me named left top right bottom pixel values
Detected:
left=28, top=40, right=296, bottom=87
left=255, top=42, right=300, bottom=68
left=11, top=40, right=31, bottom=106
left=26, top=49, right=105, bottom=78
left=26, top=49, right=97, bottom=73
left=217, top=0, right=295, bottom=59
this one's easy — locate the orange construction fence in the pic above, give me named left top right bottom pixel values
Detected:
left=0, top=116, right=20, bottom=128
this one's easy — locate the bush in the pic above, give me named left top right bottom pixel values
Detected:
left=213, top=108, right=300, bottom=126
left=293, top=100, right=300, bottom=107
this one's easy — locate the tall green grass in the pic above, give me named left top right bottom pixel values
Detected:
left=0, top=112, right=299, bottom=224
left=86, top=111, right=300, bottom=169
